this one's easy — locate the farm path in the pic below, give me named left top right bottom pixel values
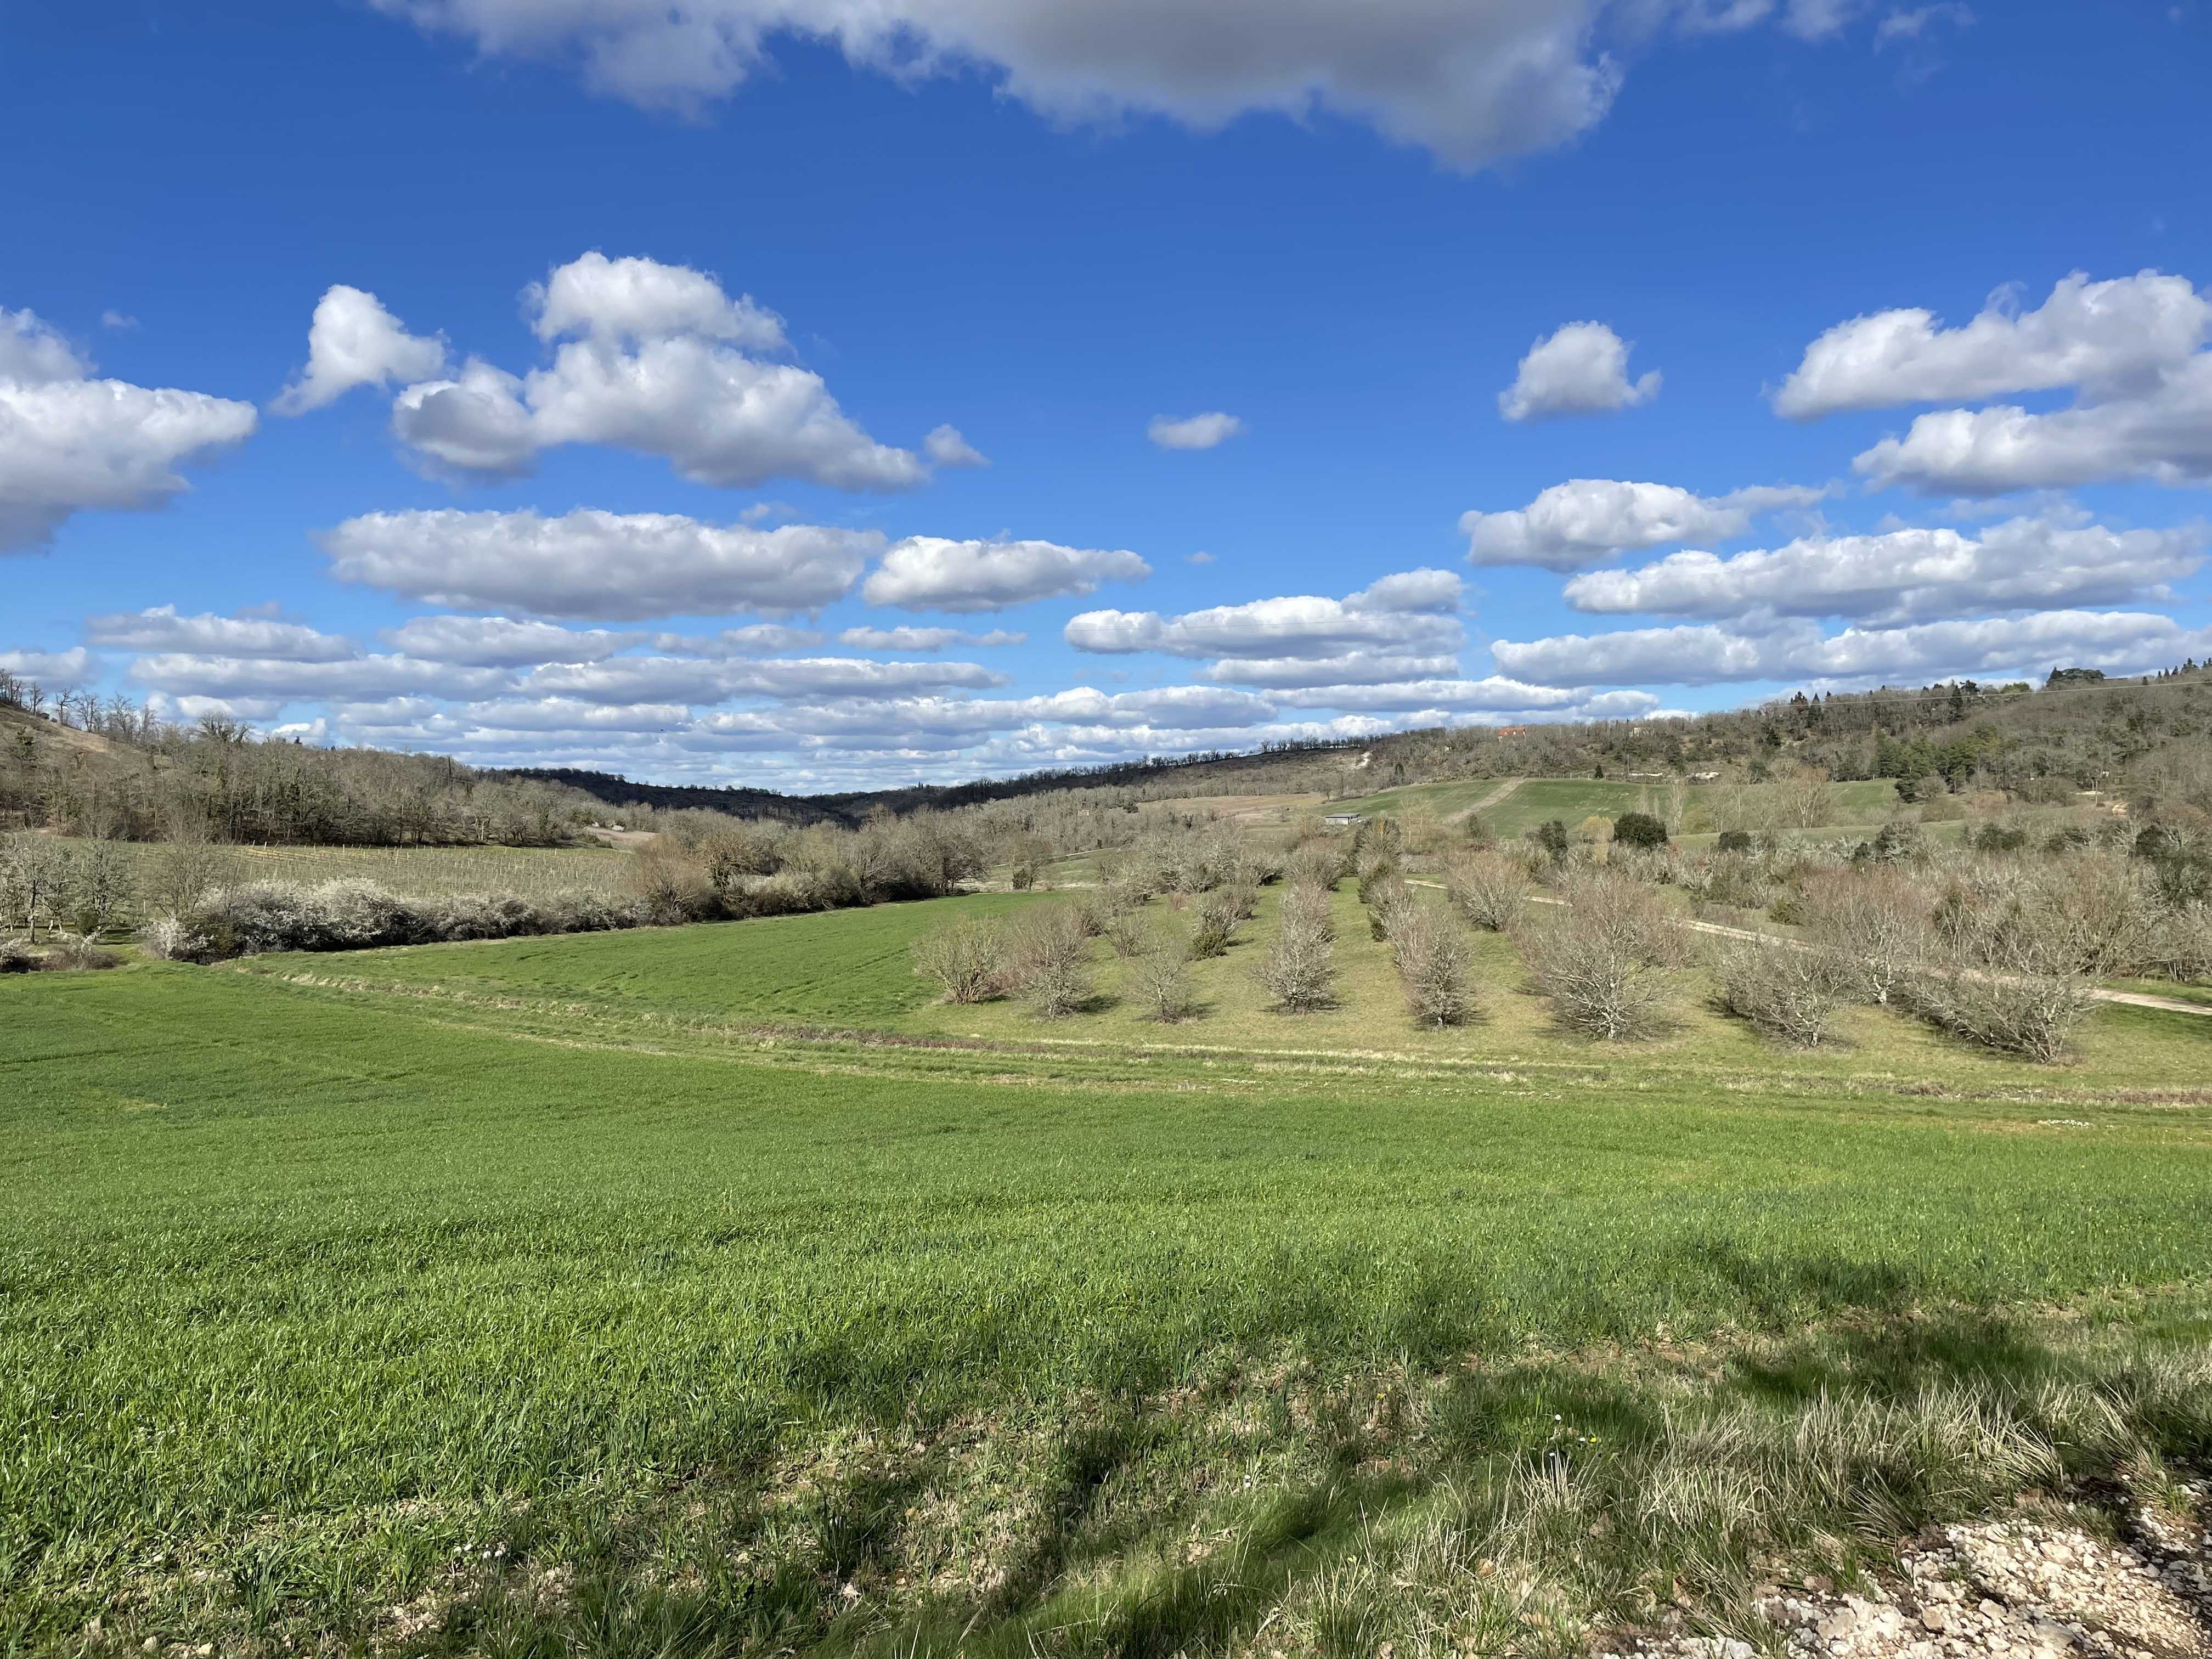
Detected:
left=1406, top=881, right=2212, bottom=1019
left=1448, top=777, right=1521, bottom=821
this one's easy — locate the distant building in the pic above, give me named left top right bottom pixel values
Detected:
left=1321, top=811, right=1367, bottom=830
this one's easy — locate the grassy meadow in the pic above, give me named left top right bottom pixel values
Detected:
left=7, top=875, right=2212, bottom=1656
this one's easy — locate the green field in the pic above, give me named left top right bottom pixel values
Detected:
left=84, top=837, right=645, bottom=906
left=1332, top=776, right=1906, bottom=842
left=7, top=889, right=2210, bottom=1655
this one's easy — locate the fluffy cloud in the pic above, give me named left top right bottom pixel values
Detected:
left=1269, top=676, right=1584, bottom=713
left=1147, top=411, right=1243, bottom=450
left=861, top=537, right=1149, bottom=613
left=323, top=507, right=879, bottom=620
left=386, top=253, right=924, bottom=490
left=1772, top=270, right=2212, bottom=494
left=441, top=698, right=692, bottom=732
left=1774, top=270, right=2208, bottom=418
left=1493, top=610, right=2212, bottom=688
left=1, top=305, right=257, bottom=552
left=1065, top=570, right=1464, bottom=668
left=374, top=0, right=1635, bottom=171
left=1201, top=652, right=1466, bottom=689
left=1562, top=514, right=2207, bottom=624
left=517, top=654, right=1009, bottom=703
left=129, top=652, right=513, bottom=701
left=1498, top=321, right=1660, bottom=421
left=651, top=623, right=826, bottom=655
left=1854, top=356, right=2212, bottom=493
left=85, top=606, right=358, bottom=659
left=837, top=625, right=1025, bottom=650
left=0, top=646, right=98, bottom=683
left=1461, top=478, right=1826, bottom=570
left=377, top=615, right=645, bottom=665
left=526, top=250, right=785, bottom=348
left=922, top=424, right=989, bottom=467
left=273, top=286, right=447, bottom=414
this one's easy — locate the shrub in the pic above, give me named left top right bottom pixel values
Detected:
left=1257, top=882, right=1336, bottom=1011
left=1528, top=819, right=1571, bottom=864
left=169, top=878, right=650, bottom=962
left=1132, top=941, right=1199, bottom=1023
left=1188, top=892, right=1240, bottom=959
left=1386, top=901, right=1477, bottom=1028
left=1612, top=811, right=1668, bottom=850
left=911, top=916, right=1011, bottom=1004
left=1716, top=829, right=1754, bottom=855
left=1904, top=889, right=2098, bottom=1063
left=141, top=914, right=211, bottom=963
left=1278, top=881, right=1338, bottom=944
left=42, top=932, right=120, bottom=972
left=1285, top=843, right=1345, bottom=891
left=1801, top=868, right=1928, bottom=1005
left=1712, top=940, right=1850, bottom=1048
left=1011, top=906, right=1092, bottom=1018
left=1106, top=906, right=1149, bottom=958
left=1906, top=959, right=2095, bottom=1064
left=1443, top=849, right=1529, bottom=932
left=1514, top=873, right=1682, bottom=1041
left=0, top=937, right=39, bottom=972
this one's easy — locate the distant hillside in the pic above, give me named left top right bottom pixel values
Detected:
left=499, top=740, right=1369, bottom=825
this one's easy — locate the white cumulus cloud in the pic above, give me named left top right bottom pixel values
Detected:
left=837, top=625, right=1025, bottom=651
left=85, top=606, right=358, bottom=659
left=1, top=305, right=257, bottom=553
left=1562, top=514, right=2207, bottom=624
left=1775, top=270, right=2210, bottom=418
left=274, top=286, right=448, bottom=414
left=323, top=507, right=880, bottom=620
left=386, top=252, right=924, bottom=490
left=1853, top=356, right=2212, bottom=493
left=1492, top=610, right=2212, bottom=689
left=923, top=424, right=990, bottom=467
left=1462, top=478, right=1825, bottom=570
left=371, top=0, right=1645, bottom=172
left=377, top=615, right=646, bottom=665
left=1147, top=411, right=1244, bottom=450
left=1498, top=321, right=1660, bottom=421
left=1065, top=569, right=1465, bottom=673
left=862, top=537, right=1149, bottom=613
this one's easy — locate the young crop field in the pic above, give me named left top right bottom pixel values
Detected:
left=6, top=886, right=2211, bottom=1656
left=87, top=837, right=644, bottom=904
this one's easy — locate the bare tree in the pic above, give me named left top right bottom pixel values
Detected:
left=911, top=916, right=1012, bottom=1004
left=1443, top=848, right=1531, bottom=932
left=1257, top=881, right=1336, bottom=1011
left=0, top=833, right=67, bottom=941
left=1386, top=900, right=1477, bottom=1028
left=1514, top=873, right=1681, bottom=1040
left=1132, top=937, right=1199, bottom=1023
left=1010, top=905, right=1092, bottom=1018
left=61, top=838, right=137, bottom=936
left=1802, top=867, right=1928, bottom=1005
left=1712, top=939, right=1852, bottom=1048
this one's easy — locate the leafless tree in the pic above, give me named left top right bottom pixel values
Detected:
left=1132, top=937, right=1199, bottom=1023
left=1011, top=904, right=1092, bottom=1018
left=1712, top=938, right=1852, bottom=1048
left=910, top=916, right=1013, bottom=1004
left=1443, top=848, right=1531, bottom=932
left=1514, top=872, right=1682, bottom=1040
left=1257, top=881, right=1336, bottom=1011
left=1802, top=867, right=1928, bottom=1005
left=1387, top=899, right=1477, bottom=1028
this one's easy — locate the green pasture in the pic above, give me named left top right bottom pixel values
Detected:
left=6, top=881, right=2210, bottom=1654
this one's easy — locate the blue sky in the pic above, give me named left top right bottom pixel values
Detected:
left=3, top=0, right=2209, bottom=789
